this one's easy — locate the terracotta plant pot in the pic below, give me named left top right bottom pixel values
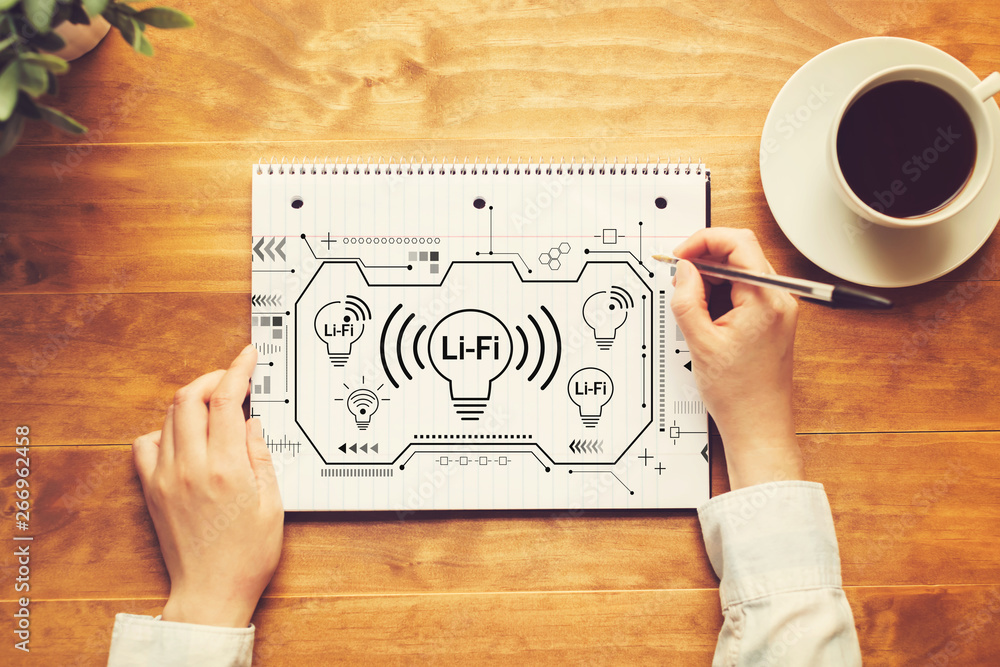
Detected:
left=48, top=16, right=112, bottom=61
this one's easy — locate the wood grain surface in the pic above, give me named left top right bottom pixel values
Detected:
left=2, top=0, right=999, bottom=664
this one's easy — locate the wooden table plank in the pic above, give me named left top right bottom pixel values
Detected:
left=3, top=432, right=995, bottom=603
left=2, top=140, right=996, bottom=296
left=3, top=585, right=999, bottom=665
left=8, top=1, right=1000, bottom=147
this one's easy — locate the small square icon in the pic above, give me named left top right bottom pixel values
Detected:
left=409, top=252, right=418, bottom=261
left=273, top=329, right=283, bottom=340
left=419, top=251, right=428, bottom=261
left=479, top=456, right=489, bottom=465
left=430, top=251, right=439, bottom=261
left=252, top=316, right=259, bottom=326
left=273, top=316, right=283, bottom=326
left=669, top=426, right=681, bottom=438
left=459, top=456, right=469, bottom=465
left=440, top=456, right=449, bottom=465
left=602, top=228, right=618, bottom=244
left=261, top=316, right=271, bottom=326
left=430, top=264, right=439, bottom=274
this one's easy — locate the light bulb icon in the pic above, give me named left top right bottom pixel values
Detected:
left=568, top=367, right=613, bottom=428
left=583, top=287, right=632, bottom=350
left=347, top=388, right=379, bottom=430
left=315, top=296, right=370, bottom=367
left=428, top=309, right=513, bottom=420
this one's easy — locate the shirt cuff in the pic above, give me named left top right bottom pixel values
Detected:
left=107, top=613, right=255, bottom=667
left=697, top=480, right=843, bottom=611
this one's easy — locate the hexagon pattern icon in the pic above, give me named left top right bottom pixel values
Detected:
left=540, top=242, right=571, bottom=270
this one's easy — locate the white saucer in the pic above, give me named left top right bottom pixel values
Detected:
left=759, top=37, right=1000, bottom=287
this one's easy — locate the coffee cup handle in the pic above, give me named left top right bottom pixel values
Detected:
left=974, top=72, right=1000, bottom=102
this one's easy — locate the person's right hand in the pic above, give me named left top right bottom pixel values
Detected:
left=670, top=228, right=804, bottom=490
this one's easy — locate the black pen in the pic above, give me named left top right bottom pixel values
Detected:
left=652, top=255, right=893, bottom=309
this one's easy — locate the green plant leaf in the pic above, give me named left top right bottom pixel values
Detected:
left=24, top=0, right=58, bottom=33
left=0, top=112, right=25, bottom=158
left=15, top=91, right=41, bottom=118
left=0, top=61, right=18, bottom=121
left=28, top=29, right=65, bottom=51
left=18, top=60, right=49, bottom=97
left=46, top=68, right=58, bottom=95
left=0, top=0, right=21, bottom=11
left=82, top=0, right=109, bottom=16
left=129, top=16, right=142, bottom=51
left=37, top=103, right=87, bottom=133
left=107, top=9, right=136, bottom=47
left=52, top=3, right=73, bottom=28
left=134, top=7, right=194, bottom=29
left=69, top=3, right=92, bottom=25
left=21, top=52, right=70, bottom=75
left=0, top=34, right=18, bottom=53
left=135, top=24, right=153, bottom=56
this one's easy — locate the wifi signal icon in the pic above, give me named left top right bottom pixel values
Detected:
left=347, top=388, right=379, bottom=430
left=583, top=286, right=634, bottom=350
left=343, top=295, right=372, bottom=322
left=315, top=295, right=372, bottom=367
left=609, top=286, right=634, bottom=311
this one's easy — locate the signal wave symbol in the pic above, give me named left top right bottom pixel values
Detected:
left=380, top=305, right=562, bottom=399
left=347, top=388, right=378, bottom=430
left=583, top=286, right=633, bottom=351
left=315, top=295, right=372, bottom=367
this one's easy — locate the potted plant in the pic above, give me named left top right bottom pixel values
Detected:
left=0, top=1, right=193, bottom=157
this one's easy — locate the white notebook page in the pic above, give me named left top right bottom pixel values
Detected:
left=251, top=159, right=710, bottom=511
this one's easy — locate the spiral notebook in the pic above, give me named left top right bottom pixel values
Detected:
left=251, top=158, right=710, bottom=512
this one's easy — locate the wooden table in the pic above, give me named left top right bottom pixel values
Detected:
left=2, top=1, right=999, bottom=663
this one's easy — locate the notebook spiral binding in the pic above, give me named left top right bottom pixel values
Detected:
left=256, top=156, right=706, bottom=177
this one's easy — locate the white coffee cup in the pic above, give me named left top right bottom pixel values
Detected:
left=828, top=65, right=1000, bottom=229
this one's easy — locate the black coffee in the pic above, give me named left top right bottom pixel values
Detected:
left=836, top=80, right=976, bottom=218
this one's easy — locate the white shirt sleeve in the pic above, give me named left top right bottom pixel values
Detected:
left=698, top=480, right=862, bottom=666
left=106, top=613, right=254, bottom=667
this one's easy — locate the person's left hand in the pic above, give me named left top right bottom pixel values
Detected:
left=132, top=344, right=284, bottom=628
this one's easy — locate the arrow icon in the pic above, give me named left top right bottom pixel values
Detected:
left=360, top=444, right=368, bottom=453
left=339, top=443, right=347, bottom=453
left=684, top=361, right=692, bottom=372
left=350, top=444, right=357, bottom=453
left=264, top=238, right=276, bottom=260
left=253, top=238, right=266, bottom=261
left=701, top=444, right=708, bottom=462
left=275, top=238, right=286, bottom=260
left=371, top=444, right=378, bottom=453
